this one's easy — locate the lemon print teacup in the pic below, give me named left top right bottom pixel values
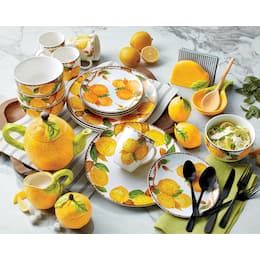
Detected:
left=13, top=169, right=73, bottom=212
left=114, top=126, right=156, bottom=172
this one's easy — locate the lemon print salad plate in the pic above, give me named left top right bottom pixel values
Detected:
left=79, top=66, right=144, bottom=116
left=85, top=122, right=179, bottom=207
left=67, top=67, right=157, bottom=131
left=148, top=152, right=220, bottom=218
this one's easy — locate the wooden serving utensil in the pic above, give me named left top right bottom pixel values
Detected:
left=201, top=57, right=235, bottom=112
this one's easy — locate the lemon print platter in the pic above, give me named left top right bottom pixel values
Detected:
left=67, top=66, right=157, bottom=131
left=148, top=152, right=220, bottom=218
left=85, top=122, right=179, bottom=207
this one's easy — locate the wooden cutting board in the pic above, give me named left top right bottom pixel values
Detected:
left=0, top=66, right=175, bottom=176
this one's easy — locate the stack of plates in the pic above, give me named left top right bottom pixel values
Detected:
left=79, top=66, right=144, bottom=117
left=66, top=66, right=158, bottom=132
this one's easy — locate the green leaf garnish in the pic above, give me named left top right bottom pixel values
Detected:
left=90, top=145, right=98, bottom=162
left=95, top=186, right=107, bottom=192
left=101, top=130, right=114, bottom=137
left=175, top=127, right=188, bottom=141
left=164, top=134, right=172, bottom=146
left=191, top=80, right=209, bottom=91
left=167, top=144, right=176, bottom=153
left=73, top=200, right=87, bottom=213
left=103, top=118, right=112, bottom=127
left=236, top=75, right=260, bottom=118
left=160, top=158, right=169, bottom=165
left=95, top=162, right=109, bottom=172
left=44, top=121, right=60, bottom=141
left=172, top=189, right=183, bottom=198
left=136, top=75, right=146, bottom=82
left=182, top=97, right=191, bottom=111
left=129, top=190, right=144, bottom=199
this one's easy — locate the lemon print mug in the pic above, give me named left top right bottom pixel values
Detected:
left=13, top=169, right=73, bottom=211
left=114, top=126, right=156, bottom=172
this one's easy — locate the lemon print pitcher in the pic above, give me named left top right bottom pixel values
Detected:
left=13, top=169, right=74, bottom=211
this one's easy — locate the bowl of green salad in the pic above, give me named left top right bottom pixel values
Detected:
left=205, top=114, right=255, bottom=162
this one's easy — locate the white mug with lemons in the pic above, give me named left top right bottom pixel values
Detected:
left=66, top=33, right=101, bottom=70
left=113, top=126, right=156, bottom=172
left=13, top=169, right=74, bottom=212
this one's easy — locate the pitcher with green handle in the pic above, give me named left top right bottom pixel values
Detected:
left=13, top=169, right=74, bottom=211
left=2, top=112, right=92, bottom=170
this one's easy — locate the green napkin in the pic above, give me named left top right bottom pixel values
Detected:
left=154, top=155, right=257, bottom=234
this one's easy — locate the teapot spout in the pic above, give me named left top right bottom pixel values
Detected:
left=73, top=128, right=92, bottom=156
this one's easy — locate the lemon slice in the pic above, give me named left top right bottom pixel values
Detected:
left=141, top=46, right=159, bottom=64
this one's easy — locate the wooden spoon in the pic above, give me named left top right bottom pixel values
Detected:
left=201, top=58, right=235, bottom=112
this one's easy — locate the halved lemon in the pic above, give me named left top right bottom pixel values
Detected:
left=141, top=46, right=159, bottom=64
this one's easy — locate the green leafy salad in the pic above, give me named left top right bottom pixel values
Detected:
left=208, top=121, right=251, bottom=151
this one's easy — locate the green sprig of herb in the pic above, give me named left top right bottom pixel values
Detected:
left=236, top=75, right=260, bottom=119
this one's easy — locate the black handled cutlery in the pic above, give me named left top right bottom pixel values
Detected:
left=204, top=168, right=235, bottom=233
left=183, top=160, right=198, bottom=232
left=219, top=166, right=252, bottom=228
left=186, top=166, right=216, bottom=232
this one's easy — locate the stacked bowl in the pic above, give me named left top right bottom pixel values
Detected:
left=15, top=56, right=65, bottom=117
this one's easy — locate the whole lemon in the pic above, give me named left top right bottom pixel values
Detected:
left=168, top=96, right=191, bottom=122
left=55, top=192, right=92, bottom=229
left=130, top=31, right=153, bottom=51
left=119, top=47, right=140, bottom=68
left=174, top=122, right=201, bottom=149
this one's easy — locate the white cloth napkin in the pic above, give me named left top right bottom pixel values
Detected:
left=0, top=61, right=178, bottom=194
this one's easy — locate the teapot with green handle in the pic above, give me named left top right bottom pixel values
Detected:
left=2, top=112, right=92, bottom=170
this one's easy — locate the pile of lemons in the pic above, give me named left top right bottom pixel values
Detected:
left=168, top=96, right=202, bottom=149
left=119, top=31, right=160, bottom=68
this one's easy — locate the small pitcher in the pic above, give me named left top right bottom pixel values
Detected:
left=13, top=169, right=73, bottom=211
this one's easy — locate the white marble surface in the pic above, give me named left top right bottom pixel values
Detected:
left=0, top=26, right=259, bottom=234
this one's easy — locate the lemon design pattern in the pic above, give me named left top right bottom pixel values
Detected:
left=67, top=66, right=157, bottom=130
left=86, top=122, right=178, bottom=207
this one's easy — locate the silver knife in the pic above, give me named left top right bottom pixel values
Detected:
left=204, top=168, right=235, bottom=233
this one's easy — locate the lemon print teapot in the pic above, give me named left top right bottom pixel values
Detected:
left=2, top=112, right=92, bottom=170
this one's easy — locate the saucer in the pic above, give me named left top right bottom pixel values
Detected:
left=85, top=122, right=180, bottom=207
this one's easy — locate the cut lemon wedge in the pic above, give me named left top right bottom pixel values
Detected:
left=141, top=46, right=159, bottom=64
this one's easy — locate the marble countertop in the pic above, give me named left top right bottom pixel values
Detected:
left=0, top=26, right=259, bottom=234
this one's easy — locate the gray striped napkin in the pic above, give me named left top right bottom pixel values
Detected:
left=0, top=61, right=178, bottom=194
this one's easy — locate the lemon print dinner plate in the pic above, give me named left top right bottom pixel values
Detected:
left=148, top=152, right=220, bottom=218
left=67, top=66, right=157, bottom=131
left=85, top=122, right=180, bottom=207
left=79, top=66, right=144, bottom=115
